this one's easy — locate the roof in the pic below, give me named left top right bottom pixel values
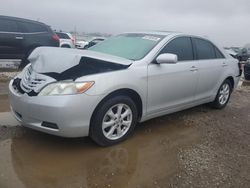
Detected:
left=0, top=15, right=47, bottom=26
left=124, top=30, right=183, bottom=36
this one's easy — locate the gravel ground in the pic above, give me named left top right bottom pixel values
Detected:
left=173, top=87, right=250, bottom=188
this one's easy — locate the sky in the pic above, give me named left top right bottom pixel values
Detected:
left=1, top=0, right=250, bottom=47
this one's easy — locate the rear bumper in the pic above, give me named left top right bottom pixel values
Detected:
left=9, top=80, right=102, bottom=137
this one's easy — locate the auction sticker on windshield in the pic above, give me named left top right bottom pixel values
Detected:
left=142, top=36, right=161, bottom=41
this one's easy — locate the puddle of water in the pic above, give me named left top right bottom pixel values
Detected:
left=0, top=139, right=25, bottom=188
left=0, top=112, right=19, bottom=126
left=0, top=113, right=201, bottom=188
left=0, top=94, right=10, bottom=112
left=0, top=83, right=9, bottom=95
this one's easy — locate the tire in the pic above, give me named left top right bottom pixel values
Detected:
left=19, top=57, right=30, bottom=70
left=61, top=45, right=71, bottom=48
left=210, top=79, right=232, bottom=109
left=18, top=58, right=29, bottom=70
left=19, top=48, right=36, bottom=69
left=244, top=73, right=250, bottom=80
left=90, top=96, right=138, bottom=146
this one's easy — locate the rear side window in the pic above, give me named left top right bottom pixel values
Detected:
left=19, top=22, right=48, bottom=33
left=0, top=18, right=19, bottom=32
left=56, top=32, right=70, bottom=39
left=193, top=38, right=216, bottom=60
left=160, top=37, right=194, bottom=61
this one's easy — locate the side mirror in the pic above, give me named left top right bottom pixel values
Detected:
left=156, top=53, right=178, bottom=64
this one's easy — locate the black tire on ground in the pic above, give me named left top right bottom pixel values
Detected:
left=19, top=58, right=30, bottom=70
left=210, top=79, right=232, bottom=109
left=90, top=95, right=138, bottom=147
left=244, top=74, right=250, bottom=80
left=61, top=45, right=71, bottom=48
left=19, top=48, right=36, bottom=69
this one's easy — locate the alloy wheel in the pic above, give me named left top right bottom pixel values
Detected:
left=218, top=83, right=230, bottom=105
left=102, top=104, right=133, bottom=140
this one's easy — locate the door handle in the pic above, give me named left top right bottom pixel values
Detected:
left=15, top=36, right=24, bottom=40
left=190, top=66, right=198, bottom=72
left=222, top=62, right=228, bottom=67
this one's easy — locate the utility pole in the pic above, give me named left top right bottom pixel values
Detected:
left=74, top=26, right=77, bottom=42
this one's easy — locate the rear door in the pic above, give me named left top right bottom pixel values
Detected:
left=192, top=37, right=225, bottom=101
left=0, top=18, right=23, bottom=59
left=147, top=36, right=198, bottom=115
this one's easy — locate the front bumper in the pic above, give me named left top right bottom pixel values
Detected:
left=9, top=80, right=102, bottom=137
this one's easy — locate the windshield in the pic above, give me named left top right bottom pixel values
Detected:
left=88, top=33, right=164, bottom=60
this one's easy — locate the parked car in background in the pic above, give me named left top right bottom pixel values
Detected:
left=238, top=48, right=250, bottom=62
left=244, top=58, right=250, bottom=80
left=75, top=37, right=105, bottom=49
left=9, top=32, right=241, bottom=146
left=231, top=47, right=240, bottom=53
left=224, top=48, right=238, bottom=59
left=56, top=32, right=75, bottom=48
left=0, top=15, right=59, bottom=68
left=83, top=38, right=105, bottom=49
left=75, top=39, right=88, bottom=49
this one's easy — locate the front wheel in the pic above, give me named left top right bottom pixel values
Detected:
left=211, top=80, right=232, bottom=109
left=90, top=96, right=138, bottom=146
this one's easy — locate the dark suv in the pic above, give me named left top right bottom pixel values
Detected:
left=0, top=15, right=59, bottom=68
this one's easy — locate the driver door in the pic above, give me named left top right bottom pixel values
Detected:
left=147, top=36, right=198, bottom=116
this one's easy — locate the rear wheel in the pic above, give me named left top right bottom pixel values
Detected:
left=211, top=79, right=232, bottom=109
left=90, top=96, right=138, bottom=146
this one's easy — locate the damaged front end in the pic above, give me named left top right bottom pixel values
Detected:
left=12, top=65, right=56, bottom=96
left=12, top=47, right=132, bottom=96
left=42, top=56, right=131, bottom=81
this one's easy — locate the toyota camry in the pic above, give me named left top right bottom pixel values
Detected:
left=9, top=32, right=241, bottom=146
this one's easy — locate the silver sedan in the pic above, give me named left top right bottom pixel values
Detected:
left=9, top=32, right=240, bottom=146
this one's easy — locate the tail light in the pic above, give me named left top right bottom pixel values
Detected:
left=52, top=34, right=60, bottom=41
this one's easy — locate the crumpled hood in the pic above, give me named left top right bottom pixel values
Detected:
left=29, top=47, right=133, bottom=74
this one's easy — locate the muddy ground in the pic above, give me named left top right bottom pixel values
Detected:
left=0, top=86, right=250, bottom=188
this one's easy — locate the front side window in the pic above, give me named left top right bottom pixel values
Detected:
left=89, top=33, right=164, bottom=60
left=0, top=18, right=19, bottom=32
left=193, top=38, right=216, bottom=60
left=160, top=37, right=194, bottom=61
